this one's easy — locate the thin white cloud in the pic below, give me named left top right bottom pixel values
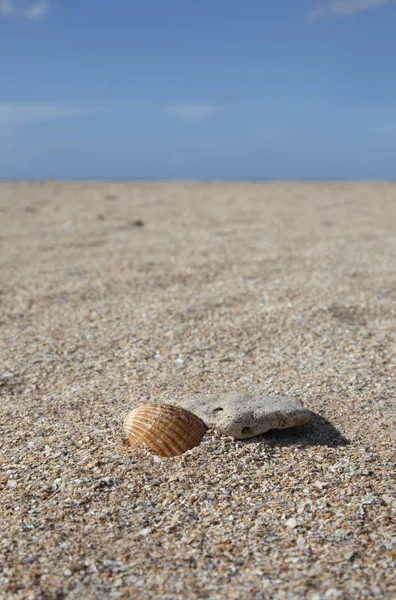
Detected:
left=308, top=0, right=391, bottom=19
left=0, top=0, right=14, bottom=15
left=0, top=0, right=50, bottom=20
left=24, top=0, right=49, bottom=20
left=166, top=103, right=222, bottom=121
left=0, top=103, right=107, bottom=125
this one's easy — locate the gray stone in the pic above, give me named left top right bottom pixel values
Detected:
left=172, top=392, right=310, bottom=439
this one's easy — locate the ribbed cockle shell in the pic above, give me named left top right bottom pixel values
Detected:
left=123, top=403, right=204, bottom=457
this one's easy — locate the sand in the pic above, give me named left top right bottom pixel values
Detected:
left=0, top=180, right=395, bottom=600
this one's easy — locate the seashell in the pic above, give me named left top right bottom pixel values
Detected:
left=123, top=403, right=204, bottom=457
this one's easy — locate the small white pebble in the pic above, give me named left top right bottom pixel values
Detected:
left=7, top=480, right=17, bottom=488
left=325, top=589, right=342, bottom=599
left=382, top=494, right=393, bottom=506
left=1, top=371, right=14, bottom=379
left=138, top=527, right=152, bottom=536
left=362, top=496, right=374, bottom=505
left=313, top=481, right=326, bottom=489
left=297, top=536, right=306, bottom=549
left=286, top=517, right=298, bottom=529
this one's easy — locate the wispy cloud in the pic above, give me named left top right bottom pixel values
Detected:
left=0, top=103, right=107, bottom=125
left=24, top=0, right=49, bottom=20
left=0, top=0, right=50, bottom=20
left=307, top=0, right=392, bottom=19
left=166, top=103, right=222, bottom=121
left=0, top=0, right=13, bottom=15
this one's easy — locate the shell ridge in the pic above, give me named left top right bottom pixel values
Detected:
left=123, top=403, right=204, bottom=457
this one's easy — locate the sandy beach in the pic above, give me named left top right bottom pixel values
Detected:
left=0, top=180, right=395, bottom=599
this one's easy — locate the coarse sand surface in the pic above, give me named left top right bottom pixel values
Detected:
left=0, top=181, right=395, bottom=599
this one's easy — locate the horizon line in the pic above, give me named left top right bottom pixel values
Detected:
left=1, top=177, right=395, bottom=183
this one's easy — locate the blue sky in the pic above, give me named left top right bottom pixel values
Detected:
left=0, top=0, right=395, bottom=179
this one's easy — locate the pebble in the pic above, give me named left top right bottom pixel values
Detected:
left=286, top=517, right=298, bottom=529
left=313, top=480, right=327, bottom=489
left=324, top=589, right=342, bottom=599
left=381, top=494, right=393, bottom=506
left=174, top=391, right=310, bottom=439
left=297, top=536, right=306, bottom=548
